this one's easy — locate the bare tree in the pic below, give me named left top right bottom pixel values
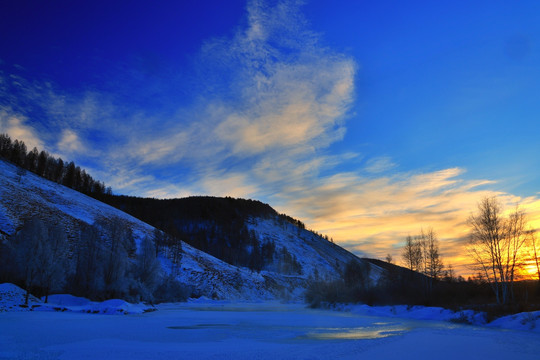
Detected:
left=133, top=236, right=162, bottom=302
left=73, top=223, right=105, bottom=298
left=99, top=218, right=135, bottom=299
left=445, top=264, right=455, bottom=282
left=423, top=228, right=444, bottom=296
left=37, top=224, right=69, bottom=303
left=420, top=228, right=444, bottom=280
left=168, top=235, right=183, bottom=275
left=467, top=197, right=528, bottom=305
left=529, top=230, right=540, bottom=282
left=402, top=235, right=422, bottom=272
left=12, top=217, right=46, bottom=304
left=153, top=228, right=166, bottom=257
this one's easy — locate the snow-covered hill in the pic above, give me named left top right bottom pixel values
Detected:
left=0, top=159, right=380, bottom=300
left=246, top=217, right=383, bottom=283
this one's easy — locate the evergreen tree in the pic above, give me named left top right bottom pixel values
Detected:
left=25, top=147, right=39, bottom=172
left=44, top=156, right=56, bottom=180
left=11, top=139, right=27, bottom=166
left=54, top=158, right=64, bottom=183
left=74, top=166, right=82, bottom=191
left=36, top=150, right=48, bottom=176
left=63, top=161, right=75, bottom=188
left=0, top=133, right=12, bottom=157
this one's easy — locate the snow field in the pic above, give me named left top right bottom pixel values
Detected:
left=2, top=301, right=540, bottom=360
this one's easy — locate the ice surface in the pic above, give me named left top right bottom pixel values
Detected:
left=1, top=301, right=539, bottom=360
left=344, top=304, right=488, bottom=325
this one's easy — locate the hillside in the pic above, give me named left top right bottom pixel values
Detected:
left=0, top=159, right=381, bottom=300
left=101, top=195, right=381, bottom=282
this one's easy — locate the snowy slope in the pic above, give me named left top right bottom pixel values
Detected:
left=247, top=218, right=383, bottom=283
left=0, top=159, right=377, bottom=300
left=0, top=160, right=285, bottom=299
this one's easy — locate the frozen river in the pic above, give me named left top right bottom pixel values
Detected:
left=1, top=301, right=539, bottom=359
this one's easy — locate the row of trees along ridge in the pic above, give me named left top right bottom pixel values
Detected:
left=0, top=133, right=110, bottom=197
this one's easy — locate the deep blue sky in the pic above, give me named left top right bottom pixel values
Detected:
left=1, top=0, right=539, bottom=267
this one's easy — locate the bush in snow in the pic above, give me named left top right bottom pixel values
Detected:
left=153, top=275, right=190, bottom=303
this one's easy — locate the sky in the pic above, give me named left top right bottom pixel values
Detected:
left=1, top=0, right=539, bottom=275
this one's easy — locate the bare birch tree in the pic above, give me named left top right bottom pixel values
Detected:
left=37, top=224, right=69, bottom=303
left=402, top=235, right=422, bottom=272
left=467, top=197, right=528, bottom=305
left=134, top=236, right=161, bottom=302
left=12, top=217, right=46, bottom=304
left=99, top=217, right=135, bottom=299
left=421, top=228, right=444, bottom=280
left=73, top=223, right=105, bottom=298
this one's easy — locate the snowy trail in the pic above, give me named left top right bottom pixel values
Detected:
left=1, top=302, right=539, bottom=360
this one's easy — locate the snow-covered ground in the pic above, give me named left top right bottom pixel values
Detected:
left=2, top=293, right=539, bottom=360
left=342, top=303, right=540, bottom=333
left=0, top=283, right=152, bottom=315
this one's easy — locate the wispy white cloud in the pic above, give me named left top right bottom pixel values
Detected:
left=1, top=0, right=356, bottom=200
left=364, top=156, right=396, bottom=174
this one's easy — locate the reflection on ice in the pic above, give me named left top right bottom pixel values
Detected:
left=167, top=316, right=408, bottom=342
left=300, top=325, right=407, bottom=340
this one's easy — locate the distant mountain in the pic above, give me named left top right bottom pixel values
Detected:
left=0, top=159, right=382, bottom=300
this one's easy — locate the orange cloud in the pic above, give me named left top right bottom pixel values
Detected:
left=275, top=167, right=540, bottom=277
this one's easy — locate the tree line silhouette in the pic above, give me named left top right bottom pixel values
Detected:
left=0, top=133, right=110, bottom=197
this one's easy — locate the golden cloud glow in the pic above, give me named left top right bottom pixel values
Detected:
left=276, top=167, right=540, bottom=277
left=58, top=129, right=85, bottom=153
left=0, top=109, right=44, bottom=150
